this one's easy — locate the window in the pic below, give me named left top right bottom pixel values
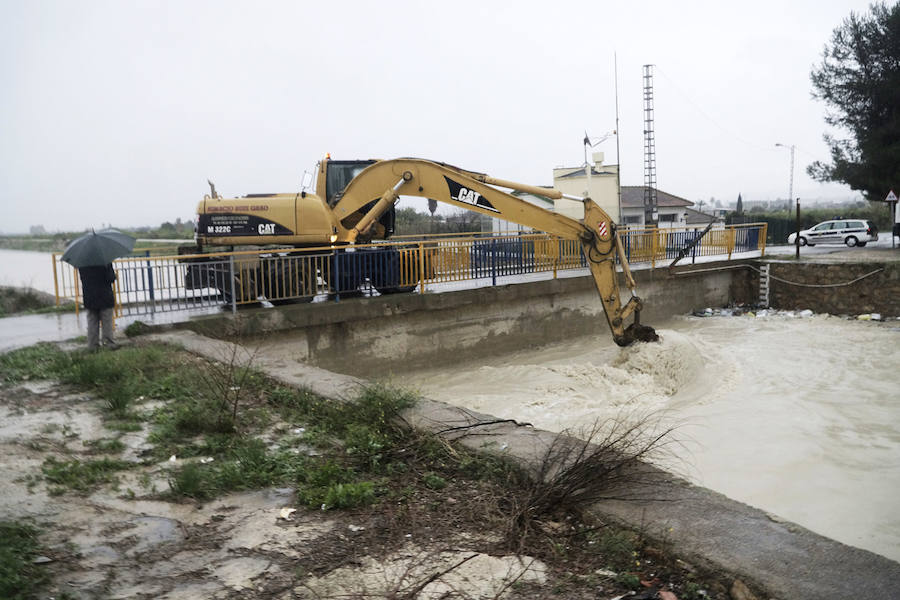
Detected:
left=660, top=214, right=677, bottom=222
left=325, top=160, right=377, bottom=206
left=624, top=216, right=642, bottom=224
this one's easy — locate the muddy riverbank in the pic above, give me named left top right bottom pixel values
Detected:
left=0, top=340, right=726, bottom=600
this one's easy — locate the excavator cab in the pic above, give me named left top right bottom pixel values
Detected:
left=324, top=160, right=376, bottom=206
left=321, top=159, right=396, bottom=240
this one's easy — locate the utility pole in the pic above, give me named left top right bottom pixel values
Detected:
left=775, top=143, right=795, bottom=209
left=615, top=52, right=623, bottom=225
left=776, top=143, right=797, bottom=257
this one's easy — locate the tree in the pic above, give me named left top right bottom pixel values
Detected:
left=808, top=2, right=900, bottom=200
left=736, top=193, right=743, bottom=215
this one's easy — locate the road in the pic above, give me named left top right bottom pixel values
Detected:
left=766, top=233, right=900, bottom=259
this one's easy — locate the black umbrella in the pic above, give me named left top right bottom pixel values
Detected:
left=61, top=229, right=135, bottom=268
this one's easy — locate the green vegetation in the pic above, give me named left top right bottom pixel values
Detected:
left=808, top=2, right=900, bottom=200
left=0, top=521, right=50, bottom=600
left=0, top=234, right=70, bottom=253
left=131, top=218, right=195, bottom=240
left=123, top=320, right=152, bottom=337
left=616, top=572, right=642, bottom=591
left=166, top=384, right=419, bottom=506
left=593, top=529, right=641, bottom=572
left=2, top=342, right=207, bottom=408
left=395, top=206, right=493, bottom=235
left=0, top=342, right=430, bottom=508
left=0, top=343, right=72, bottom=384
left=0, top=219, right=195, bottom=252
left=42, top=457, right=133, bottom=496
left=729, top=202, right=894, bottom=243
left=0, top=287, right=61, bottom=318
left=83, top=438, right=127, bottom=454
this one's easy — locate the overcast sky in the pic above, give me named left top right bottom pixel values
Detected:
left=0, top=0, right=878, bottom=233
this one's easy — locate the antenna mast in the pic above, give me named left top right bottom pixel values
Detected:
left=642, top=64, right=658, bottom=227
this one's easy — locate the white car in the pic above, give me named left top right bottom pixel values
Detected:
left=787, top=219, right=878, bottom=247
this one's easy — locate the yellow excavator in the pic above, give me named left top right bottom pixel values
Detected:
left=191, top=157, right=658, bottom=346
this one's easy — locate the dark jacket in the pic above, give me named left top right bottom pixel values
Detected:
left=79, top=264, right=117, bottom=310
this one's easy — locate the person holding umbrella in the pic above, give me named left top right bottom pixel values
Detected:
left=61, top=229, right=135, bottom=351
left=78, top=263, right=118, bottom=350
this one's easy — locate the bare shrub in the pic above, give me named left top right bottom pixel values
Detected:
left=505, top=410, right=684, bottom=550
left=193, top=329, right=262, bottom=432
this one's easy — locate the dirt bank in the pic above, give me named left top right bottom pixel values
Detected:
left=0, top=341, right=723, bottom=600
left=0, top=286, right=58, bottom=316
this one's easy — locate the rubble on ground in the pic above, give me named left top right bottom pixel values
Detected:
left=691, top=304, right=896, bottom=321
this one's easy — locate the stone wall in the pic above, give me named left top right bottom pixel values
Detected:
left=767, top=261, right=900, bottom=316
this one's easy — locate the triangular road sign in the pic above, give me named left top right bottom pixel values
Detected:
left=886, top=189, right=898, bottom=202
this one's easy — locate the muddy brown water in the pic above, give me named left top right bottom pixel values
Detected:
left=397, top=312, right=900, bottom=563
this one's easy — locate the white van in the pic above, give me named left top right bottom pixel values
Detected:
left=787, top=219, right=879, bottom=247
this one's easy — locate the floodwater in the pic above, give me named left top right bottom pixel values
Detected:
left=0, top=248, right=58, bottom=294
left=400, top=312, right=900, bottom=562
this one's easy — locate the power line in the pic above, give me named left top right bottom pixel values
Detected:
left=655, top=66, right=837, bottom=179
left=654, top=66, right=774, bottom=153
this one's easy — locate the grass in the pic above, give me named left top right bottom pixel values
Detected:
left=83, top=438, right=127, bottom=454
left=41, top=456, right=133, bottom=495
left=0, top=521, right=50, bottom=600
left=123, top=320, right=152, bottom=337
left=0, top=286, right=56, bottom=318
left=165, top=383, right=419, bottom=505
left=0, top=342, right=240, bottom=432
left=0, top=343, right=71, bottom=384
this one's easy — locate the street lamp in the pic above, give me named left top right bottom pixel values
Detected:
left=775, top=143, right=799, bottom=259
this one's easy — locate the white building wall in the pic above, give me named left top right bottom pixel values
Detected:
left=552, top=152, right=621, bottom=223
left=622, top=207, right=688, bottom=229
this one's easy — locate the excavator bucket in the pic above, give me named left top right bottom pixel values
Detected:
left=621, top=322, right=660, bottom=345
left=613, top=309, right=659, bottom=347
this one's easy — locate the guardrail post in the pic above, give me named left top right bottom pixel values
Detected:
left=52, top=254, right=60, bottom=307
left=553, top=238, right=558, bottom=280
left=651, top=229, right=657, bottom=268
left=145, top=251, right=156, bottom=315
left=692, top=228, right=698, bottom=264
left=73, top=268, right=80, bottom=317
left=113, top=276, right=122, bottom=319
left=728, top=228, right=735, bottom=260
left=333, top=249, right=341, bottom=303
left=760, top=223, right=768, bottom=256
left=228, top=255, right=237, bottom=314
left=418, top=242, right=425, bottom=294
left=491, top=238, right=497, bottom=286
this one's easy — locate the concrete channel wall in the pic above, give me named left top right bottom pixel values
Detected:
left=178, top=259, right=755, bottom=376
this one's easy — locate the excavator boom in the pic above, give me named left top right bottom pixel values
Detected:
left=330, top=158, right=658, bottom=346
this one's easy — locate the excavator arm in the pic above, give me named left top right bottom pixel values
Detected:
left=330, top=158, right=658, bottom=347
